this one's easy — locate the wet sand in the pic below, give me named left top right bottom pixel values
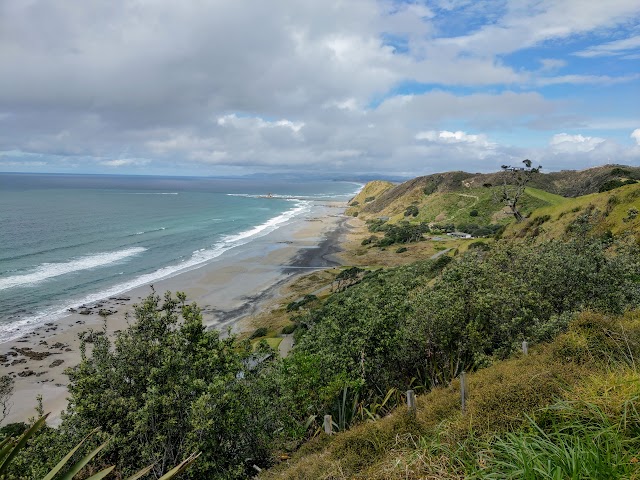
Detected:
left=0, top=202, right=348, bottom=426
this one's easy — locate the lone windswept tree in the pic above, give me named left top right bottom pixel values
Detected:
left=496, top=159, right=541, bottom=222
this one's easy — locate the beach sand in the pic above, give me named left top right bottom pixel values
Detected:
left=1, top=202, right=348, bottom=426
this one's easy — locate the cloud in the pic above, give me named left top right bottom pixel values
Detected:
left=632, top=129, right=640, bottom=145
left=536, top=74, right=640, bottom=86
left=100, top=158, right=150, bottom=167
left=0, top=0, right=638, bottom=175
left=549, top=133, right=605, bottom=153
left=415, top=130, right=494, bottom=147
left=538, top=58, right=567, bottom=72
left=575, top=34, right=640, bottom=57
left=436, top=0, right=640, bottom=56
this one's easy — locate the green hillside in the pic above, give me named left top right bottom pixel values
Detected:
left=506, top=182, right=640, bottom=242
left=349, top=182, right=562, bottom=229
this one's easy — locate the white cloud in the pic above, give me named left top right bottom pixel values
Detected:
left=217, top=114, right=304, bottom=133
left=631, top=129, right=640, bottom=145
left=437, top=0, right=640, bottom=56
left=536, top=74, right=640, bottom=86
left=549, top=133, right=605, bottom=153
left=416, top=130, right=494, bottom=148
left=538, top=58, right=567, bottom=72
left=100, top=158, right=150, bottom=167
left=575, top=34, right=640, bottom=57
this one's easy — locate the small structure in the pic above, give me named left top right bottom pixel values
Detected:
left=447, top=231, right=472, bottom=239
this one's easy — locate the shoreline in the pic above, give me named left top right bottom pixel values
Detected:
left=1, top=202, right=348, bottom=426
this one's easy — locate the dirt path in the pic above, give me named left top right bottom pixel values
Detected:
left=278, top=334, right=295, bottom=357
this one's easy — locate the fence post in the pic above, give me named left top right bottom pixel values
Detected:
left=323, top=414, right=332, bottom=435
left=406, top=389, right=416, bottom=413
left=522, top=340, right=529, bottom=355
left=460, top=371, right=468, bottom=412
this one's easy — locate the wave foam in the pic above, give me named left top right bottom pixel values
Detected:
left=0, top=247, right=146, bottom=291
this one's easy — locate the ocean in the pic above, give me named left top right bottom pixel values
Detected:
left=0, top=173, right=360, bottom=342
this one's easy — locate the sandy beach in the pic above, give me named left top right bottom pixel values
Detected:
left=1, top=202, right=348, bottom=426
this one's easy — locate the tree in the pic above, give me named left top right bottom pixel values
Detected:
left=496, top=159, right=541, bottom=222
left=62, top=291, right=268, bottom=479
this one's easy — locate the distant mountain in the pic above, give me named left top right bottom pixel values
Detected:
left=239, top=172, right=409, bottom=183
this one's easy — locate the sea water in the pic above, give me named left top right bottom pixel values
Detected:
left=0, top=173, right=360, bottom=342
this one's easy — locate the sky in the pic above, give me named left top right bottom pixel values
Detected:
left=0, top=0, right=639, bottom=177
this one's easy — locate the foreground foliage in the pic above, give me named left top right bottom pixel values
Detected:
left=262, top=311, right=640, bottom=479
left=0, top=414, right=197, bottom=479
left=10, top=292, right=272, bottom=479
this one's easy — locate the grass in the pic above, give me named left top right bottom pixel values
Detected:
left=505, top=182, right=640, bottom=241
left=252, top=336, right=283, bottom=351
left=353, top=185, right=559, bottom=234
left=524, top=186, right=568, bottom=206
left=468, top=374, right=640, bottom=479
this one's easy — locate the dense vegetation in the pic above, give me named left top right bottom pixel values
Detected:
left=263, top=310, right=640, bottom=479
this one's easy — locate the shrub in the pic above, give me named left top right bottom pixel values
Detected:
left=361, top=236, right=377, bottom=246
left=624, top=207, right=638, bottom=222
left=423, top=182, right=437, bottom=195
left=250, top=327, right=269, bottom=339
left=350, top=201, right=359, bottom=206
left=43, top=292, right=271, bottom=479
left=404, top=205, right=419, bottom=217
left=469, top=209, right=478, bottom=217
left=395, top=247, right=407, bottom=253
left=286, top=294, right=318, bottom=312
left=281, top=324, right=297, bottom=335
left=365, top=196, right=375, bottom=203
left=468, top=241, right=489, bottom=251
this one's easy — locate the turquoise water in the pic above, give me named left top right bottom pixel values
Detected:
left=0, top=173, right=359, bottom=341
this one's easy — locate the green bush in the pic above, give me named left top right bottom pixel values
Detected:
left=57, top=292, right=269, bottom=478
left=468, top=241, right=489, bottom=251
left=250, top=327, right=269, bottom=339
left=423, top=182, right=437, bottom=195
left=395, top=247, right=407, bottom=253
left=404, top=205, right=419, bottom=217
left=469, top=209, right=478, bottom=217
left=361, top=236, right=377, bottom=246
left=281, top=324, right=297, bottom=335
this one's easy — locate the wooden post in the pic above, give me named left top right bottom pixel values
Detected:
left=323, top=414, right=332, bottom=435
left=406, top=389, right=416, bottom=413
left=522, top=340, right=529, bottom=355
left=460, top=371, right=468, bottom=412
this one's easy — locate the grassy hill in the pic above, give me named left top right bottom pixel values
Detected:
left=505, top=182, right=640, bottom=242
left=349, top=180, right=566, bottom=228
left=348, top=165, right=639, bottom=226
